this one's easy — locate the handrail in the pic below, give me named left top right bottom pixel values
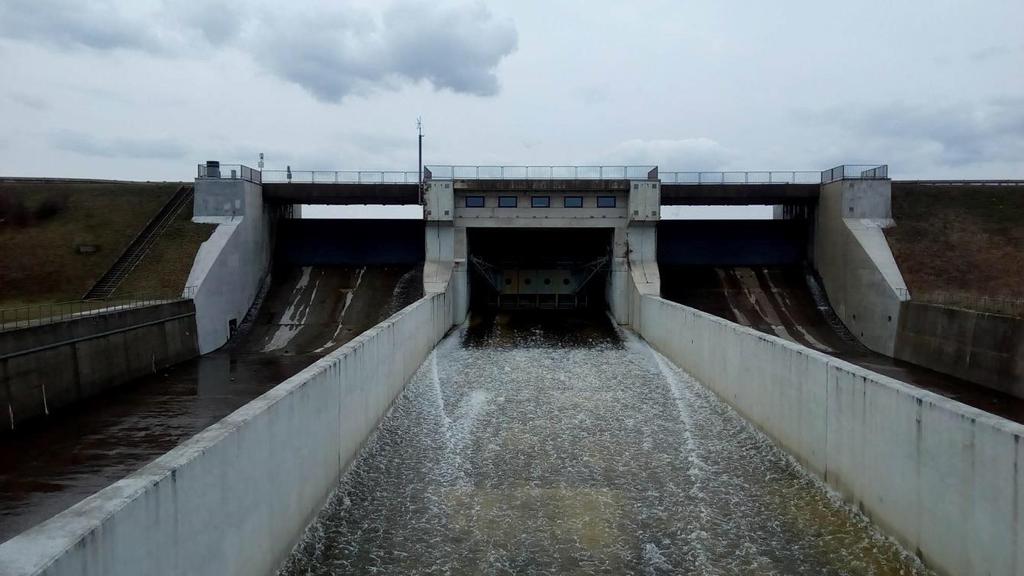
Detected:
left=425, top=165, right=658, bottom=180
left=194, top=163, right=909, bottom=186
left=821, top=164, right=888, bottom=184
left=908, top=290, right=1024, bottom=318
left=197, top=163, right=262, bottom=184
left=0, top=287, right=198, bottom=332
left=261, top=170, right=420, bottom=184
left=894, top=180, right=1024, bottom=186
left=660, top=171, right=822, bottom=185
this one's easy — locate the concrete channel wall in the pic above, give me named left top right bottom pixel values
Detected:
left=0, top=301, right=198, bottom=430
left=187, top=178, right=272, bottom=354
left=814, top=180, right=909, bottom=356
left=895, top=301, right=1024, bottom=398
left=0, top=281, right=457, bottom=576
left=635, top=295, right=1024, bottom=576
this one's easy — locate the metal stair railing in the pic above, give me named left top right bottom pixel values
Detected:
left=82, top=185, right=194, bottom=300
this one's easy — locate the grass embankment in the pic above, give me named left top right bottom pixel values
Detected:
left=113, top=196, right=215, bottom=298
left=886, top=183, right=1024, bottom=312
left=0, top=180, right=213, bottom=309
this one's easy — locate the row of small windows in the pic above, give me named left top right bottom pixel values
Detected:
left=465, top=195, right=616, bottom=208
left=504, top=277, right=572, bottom=286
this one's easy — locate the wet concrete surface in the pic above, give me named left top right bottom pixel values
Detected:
left=0, top=264, right=422, bottom=543
left=279, top=312, right=931, bottom=575
left=661, top=265, right=1024, bottom=423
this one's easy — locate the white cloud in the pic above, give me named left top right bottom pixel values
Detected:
left=604, top=138, right=733, bottom=170
left=52, top=130, right=188, bottom=159
left=807, top=97, right=1024, bottom=172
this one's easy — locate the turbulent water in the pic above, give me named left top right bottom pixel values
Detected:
left=279, top=313, right=931, bottom=576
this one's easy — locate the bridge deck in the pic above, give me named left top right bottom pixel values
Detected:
left=264, top=181, right=822, bottom=206
left=263, top=183, right=419, bottom=205
left=660, top=183, right=819, bottom=205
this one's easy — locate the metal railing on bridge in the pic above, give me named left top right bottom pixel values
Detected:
left=425, top=165, right=658, bottom=180
left=194, top=162, right=892, bottom=186
left=261, top=170, right=420, bottom=184
left=0, top=287, right=198, bottom=332
left=659, top=171, right=822, bottom=185
left=196, top=163, right=261, bottom=184
left=821, top=164, right=888, bottom=184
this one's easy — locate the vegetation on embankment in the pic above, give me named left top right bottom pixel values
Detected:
left=886, top=183, right=1024, bottom=312
left=112, top=196, right=215, bottom=298
left=0, top=180, right=212, bottom=308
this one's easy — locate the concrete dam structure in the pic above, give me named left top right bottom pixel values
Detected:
left=0, top=163, right=1022, bottom=576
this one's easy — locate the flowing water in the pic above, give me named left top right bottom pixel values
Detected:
left=279, top=312, right=931, bottom=575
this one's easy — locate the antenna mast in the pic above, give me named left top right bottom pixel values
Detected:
left=417, top=117, right=424, bottom=204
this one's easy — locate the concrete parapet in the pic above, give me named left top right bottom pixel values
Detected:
left=0, top=301, right=198, bottom=430
left=635, top=295, right=1024, bottom=576
left=895, top=301, right=1024, bottom=397
left=0, top=274, right=459, bottom=576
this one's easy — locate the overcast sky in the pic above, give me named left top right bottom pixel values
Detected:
left=1, top=0, right=1022, bottom=182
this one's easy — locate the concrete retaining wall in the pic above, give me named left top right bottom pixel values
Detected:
left=0, top=301, right=198, bottom=430
left=636, top=295, right=1024, bottom=576
left=814, top=180, right=909, bottom=355
left=187, top=178, right=272, bottom=354
left=0, top=280, right=457, bottom=576
left=895, top=301, right=1024, bottom=397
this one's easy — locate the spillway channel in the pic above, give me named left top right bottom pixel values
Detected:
left=0, top=264, right=421, bottom=543
left=279, top=312, right=931, bottom=575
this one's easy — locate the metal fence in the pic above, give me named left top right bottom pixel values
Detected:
left=262, top=170, right=420, bottom=184
left=0, top=287, right=198, bottom=332
left=425, top=165, right=658, bottom=181
left=659, top=171, right=822, bottom=185
left=896, top=180, right=1024, bottom=187
left=821, top=164, right=888, bottom=184
left=196, top=163, right=262, bottom=184
left=910, top=290, right=1024, bottom=318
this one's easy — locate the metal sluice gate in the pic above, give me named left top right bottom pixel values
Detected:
left=469, top=255, right=608, bottom=310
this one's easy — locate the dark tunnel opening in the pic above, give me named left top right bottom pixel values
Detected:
left=467, top=228, right=613, bottom=312
left=657, top=218, right=823, bottom=343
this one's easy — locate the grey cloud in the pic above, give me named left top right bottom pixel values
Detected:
left=174, top=1, right=244, bottom=47
left=0, top=0, right=161, bottom=52
left=0, top=0, right=518, bottom=101
left=6, top=92, right=48, bottom=111
left=253, top=1, right=517, bottom=101
left=53, top=130, right=188, bottom=159
left=969, top=45, right=1008, bottom=62
left=383, top=1, right=517, bottom=97
left=816, top=98, right=1024, bottom=168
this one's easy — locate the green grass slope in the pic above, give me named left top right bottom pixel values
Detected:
left=0, top=180, right=181, bottom=307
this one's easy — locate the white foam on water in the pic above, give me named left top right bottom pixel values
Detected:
left=279, top=316, right=933, bottom=576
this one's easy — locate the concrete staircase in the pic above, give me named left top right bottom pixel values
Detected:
left=83, top=185, right=194, bottom=300
left=804, top=267, right=870, bottom=351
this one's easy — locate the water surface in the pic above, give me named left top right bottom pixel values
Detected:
left=280, top=312, right=930, bottom=575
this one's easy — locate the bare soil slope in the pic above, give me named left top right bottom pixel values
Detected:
left=885, top=183, right=1024, bottom=301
